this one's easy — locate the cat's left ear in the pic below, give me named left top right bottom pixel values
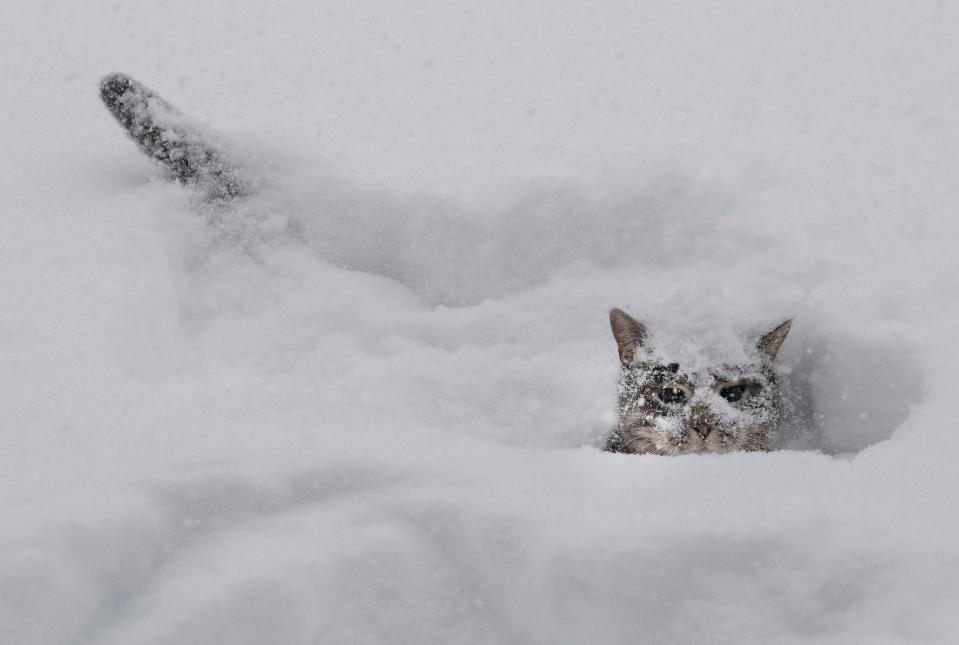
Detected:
left=610, top=308, right=647, bottom=365
left=757, top=319, right=793, bottom=361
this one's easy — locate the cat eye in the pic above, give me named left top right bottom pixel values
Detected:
left=719, top=383, right=749, bottom=403
left=655, top=386, right=688, bottom=405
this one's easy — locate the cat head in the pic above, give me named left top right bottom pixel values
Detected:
left=606, top=308, right=792, bottom=455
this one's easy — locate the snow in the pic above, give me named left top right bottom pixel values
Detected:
left=3, top=1, right=959, bottom=643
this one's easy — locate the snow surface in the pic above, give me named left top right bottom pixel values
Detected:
left=3, top=1, right=959, bottom=643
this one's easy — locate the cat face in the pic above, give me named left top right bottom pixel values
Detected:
left=605, top=309, right=791, bottom=455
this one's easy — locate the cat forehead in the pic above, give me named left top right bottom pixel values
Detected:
left=632, top=328, right=760, bottom=371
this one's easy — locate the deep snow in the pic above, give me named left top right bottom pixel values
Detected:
left=3, top=1, right=959, bottom=643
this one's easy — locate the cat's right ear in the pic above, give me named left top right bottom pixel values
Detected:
left=609, top=308, right=647, bottom=365
left=757, top=319, right=793, bottom=362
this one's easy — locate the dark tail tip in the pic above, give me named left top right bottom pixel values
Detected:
left=100, top=73, right=136, bottom=110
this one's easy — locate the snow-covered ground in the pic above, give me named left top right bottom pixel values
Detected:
left=3, top=1, right=959, bottom=643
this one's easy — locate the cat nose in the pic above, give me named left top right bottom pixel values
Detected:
left=690, top=407, right=713, bottom=439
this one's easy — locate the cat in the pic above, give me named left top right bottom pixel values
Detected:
left=605, top=308, right=792, bottom=455
left=99, top=73, right=793, bottom=456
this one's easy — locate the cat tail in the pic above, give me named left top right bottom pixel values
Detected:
left=100, top=73, right=247, bottom=200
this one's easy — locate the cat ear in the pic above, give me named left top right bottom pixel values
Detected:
left=609, top=308, right=647, bottom=365
left=757, top=319, right=792, bottom=361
